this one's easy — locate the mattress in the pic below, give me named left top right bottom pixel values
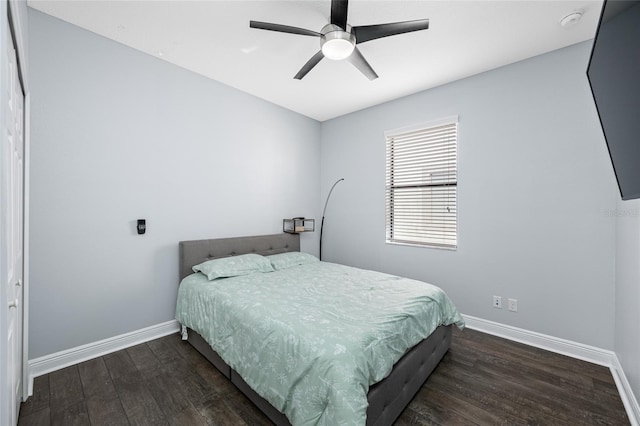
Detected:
left=176, top=260, right=463, bottom=425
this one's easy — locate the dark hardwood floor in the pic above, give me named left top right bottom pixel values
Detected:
left=18, top=327, right=629, bottom=425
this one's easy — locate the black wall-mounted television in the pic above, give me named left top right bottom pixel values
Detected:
left=587, top=0, right=640, bottom=200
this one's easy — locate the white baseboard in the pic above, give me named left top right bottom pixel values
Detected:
left=27, top=319, right=180, bottom=396
left=462, top=314, right=615, bottom=366
left=462, top=314, right=639, bottom=426
left=611, top=354, right=640, bottom=426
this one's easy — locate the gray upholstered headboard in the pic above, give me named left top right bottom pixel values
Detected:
left=178, top=233, right=300, bottom=281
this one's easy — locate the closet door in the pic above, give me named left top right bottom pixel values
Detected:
left=4, top=21, right=25, bottom=425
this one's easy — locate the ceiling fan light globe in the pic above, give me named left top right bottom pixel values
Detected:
left=320, top=27, right=356, bottom=61
left=322, top=39, right=355, bottom=60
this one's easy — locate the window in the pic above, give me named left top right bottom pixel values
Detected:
left=385, top=116, right=458, bottom=249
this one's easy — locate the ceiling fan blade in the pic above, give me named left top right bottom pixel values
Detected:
left=330, top=0, right=349, bottom=30
left=347, top=47, right=378, bottom=80
left=250, top=21, right=321, bottom=37
left=352, top=19, right=429, bottom=44
left=294, top=51, right=325, bottom=80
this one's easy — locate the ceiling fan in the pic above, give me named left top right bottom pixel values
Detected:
left=249, top=0, right=429, bottom=80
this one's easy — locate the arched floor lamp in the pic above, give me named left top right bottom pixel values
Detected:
left=320, top=178, right=344, bottom=261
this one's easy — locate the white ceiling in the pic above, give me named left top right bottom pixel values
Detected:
left=28, top=0, right=602, bottom=121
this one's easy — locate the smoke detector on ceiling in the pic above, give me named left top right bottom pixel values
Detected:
left=560, top=12, right=583, bottom=28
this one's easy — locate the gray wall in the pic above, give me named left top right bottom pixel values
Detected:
left=320, top=41, right=618, bottom=349
left=615, top=197, right=640, bottom=405
left=28, top=9, right=320, bottom=358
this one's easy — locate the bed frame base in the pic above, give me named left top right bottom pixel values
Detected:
left=186, top=325, right=452, bottom=426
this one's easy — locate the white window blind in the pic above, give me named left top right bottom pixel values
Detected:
left=385, top=118, right=458, bottom=249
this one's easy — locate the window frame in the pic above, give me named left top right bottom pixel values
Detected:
left=384, top=115, right=459, bottom=250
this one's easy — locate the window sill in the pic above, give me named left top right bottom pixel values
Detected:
left=385, top=240, right=457, bottom=251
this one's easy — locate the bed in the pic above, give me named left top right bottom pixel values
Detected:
left=176, top=233, right=463, bottom=425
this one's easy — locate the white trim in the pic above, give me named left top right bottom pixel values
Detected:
left=384, top=114, right=459, bottom=138
left=462, top=314, right=614, bottom=366
left=462, top=314, right=639, bottom=425
left=27, top=320, right=180, bottom=395
left=611, top=354, right=640, bottom=426
left=21, top=92, right=29, bottom=402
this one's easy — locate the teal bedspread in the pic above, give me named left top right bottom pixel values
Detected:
left=175, top=261, right=464, bottom=425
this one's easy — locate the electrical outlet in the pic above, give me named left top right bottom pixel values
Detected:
left=508, top=298, right=518, bottom=312
left=493, top=296, right=502, bottom=309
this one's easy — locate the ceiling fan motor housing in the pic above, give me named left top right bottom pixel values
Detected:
left=320, top=24, right=356, bottom=60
